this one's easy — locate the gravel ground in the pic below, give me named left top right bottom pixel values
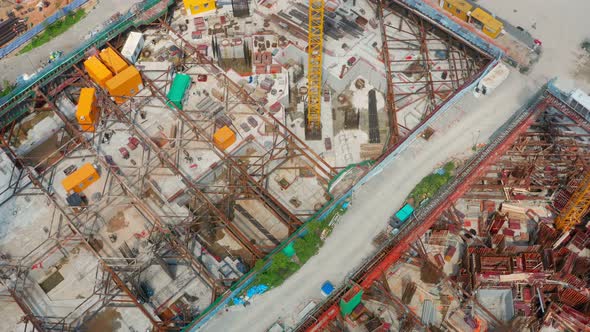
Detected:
left=0, top=0, right=142, bottom=83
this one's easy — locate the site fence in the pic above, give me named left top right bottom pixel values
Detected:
left=0, top=0, right=89, bottom=59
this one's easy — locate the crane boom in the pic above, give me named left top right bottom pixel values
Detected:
left=555, top=171, right=590, bottom=231
left=306, top=0, right=325, bottom=139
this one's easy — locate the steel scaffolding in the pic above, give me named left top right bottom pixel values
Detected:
left=0, top=10, right=337, bottom=329
left=380, top=0, right=490, bottom=147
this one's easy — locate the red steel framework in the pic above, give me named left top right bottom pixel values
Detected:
left=295, top=87, right=585, bottom=331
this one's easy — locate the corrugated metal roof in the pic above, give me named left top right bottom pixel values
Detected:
left=421, top=299, right=436, bottom=326
left=471, top=8, right=503, bottom=32
left=105, top=65, right=140, bottom=90
left=571, top=89, right=590, bottom=111
left=100, top=47, right=128, bottom=74
left=76, top=88, right=96, bottom=119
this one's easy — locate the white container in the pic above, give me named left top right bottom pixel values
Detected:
left=474, top=62, right=510, bottom=97
left=121, top=32, right=145, bottom=64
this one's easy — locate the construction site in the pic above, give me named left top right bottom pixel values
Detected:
left=0, top=0, right=587, bottom=331
left=295, top=82, right=590, bottom=332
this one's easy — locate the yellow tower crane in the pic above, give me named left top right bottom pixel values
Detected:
left=555, top=171, right=590, bottom=231
left=306, top=0, right=325, bottom=140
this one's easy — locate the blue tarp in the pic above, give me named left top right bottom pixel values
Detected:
left=434, top=168, right=446, bottom=175
left=233, top=285, right=269, bottom=305
left=321, top=281, right=335, bottom=296
left=247, top=285, right=268, bottom=297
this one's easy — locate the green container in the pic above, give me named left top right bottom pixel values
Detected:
left=282, top=242, right=296, bottom=258
left=166, top=73, right=191, bottom=110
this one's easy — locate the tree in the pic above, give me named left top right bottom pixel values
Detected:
left=254, top=253, right=298, bottom=287
left=0, top=80, right=15, bottom=97
left=293, top=232, right=321, bottom=264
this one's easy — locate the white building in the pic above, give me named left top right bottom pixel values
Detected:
left=474, top=62, right=509, bottom=97
left=121, top=32, right=145, bottom=64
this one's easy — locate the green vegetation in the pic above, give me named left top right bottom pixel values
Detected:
left=252, top=252, right=299, bottom=288
left=19, top=9, right=86, bottom=54
left=0, top=80, right=16, bottom=98
left=407, top=161, right=456, bottom=205
left=250, top=205, right=345, bottom=288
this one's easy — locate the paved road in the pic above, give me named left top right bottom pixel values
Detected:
left=0, top=0, right=142, bottom=83
left=201, top=71, right=535, bottom=331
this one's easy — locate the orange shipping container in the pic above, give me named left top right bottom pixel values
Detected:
left=76, top=88, right=99, bottom=132
left=100, top=47, right=128, bottom=74
left=62, top=163, right=100, bottom=193
left=106, top=66, right=143, bottom=104
left=84, top=56, right=113, bottom=88
left=213, top=126, right=236, bottom=150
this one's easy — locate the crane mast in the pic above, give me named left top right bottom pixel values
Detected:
left=555, top=171, right=590, bottom=231
left=306, top=0, right=325, bottom=140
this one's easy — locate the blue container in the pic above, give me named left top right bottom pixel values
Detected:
left=321, top=281, right=335, bottom=297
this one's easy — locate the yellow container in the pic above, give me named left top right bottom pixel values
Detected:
left=183, top=0, right=216, bottom=15
left=100, top=47, right=129, bottom=74
left=76, top=88, right=98, bottom=132
left=62, top=163, right=100, bottom=193
left=105, top=66, right=143, bottom=104
left=84, top=56, right=113, bottom=88
left=442, top=0, right=472, bottom=22
left=470, top=8, right=503, bottom=38
left=213, top=126, right=236, bottom=150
